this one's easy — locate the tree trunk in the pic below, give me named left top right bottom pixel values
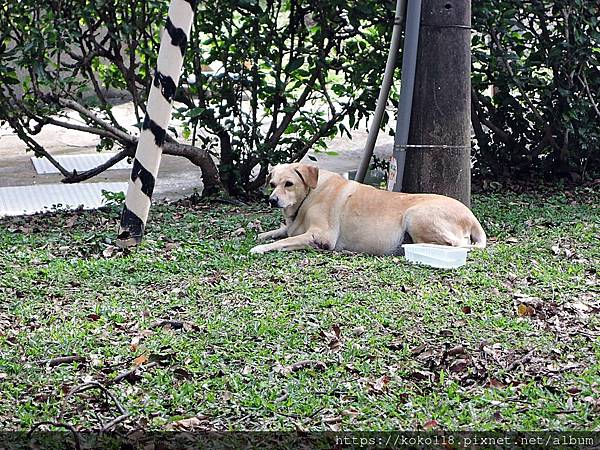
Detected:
left=163, top=142, right=221, bottom=195
left=403, top=0, right=471, bottom=207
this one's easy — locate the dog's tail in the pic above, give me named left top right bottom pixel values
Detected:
left=469, top=219, right=487, bottom=249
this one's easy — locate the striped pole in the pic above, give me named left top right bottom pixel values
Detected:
left=116, top=0, right=196, bottom=248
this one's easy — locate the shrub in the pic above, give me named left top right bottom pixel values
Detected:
left=472, top=0, right=600, bottom=180
left=0, top=0, right=598, bottom=195
left=0, top=0, right=394, bottom=195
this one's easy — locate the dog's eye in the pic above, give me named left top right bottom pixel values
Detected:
left=270, top=182, right=276, bottom=188
left=285, top=181, right=294, bottom=187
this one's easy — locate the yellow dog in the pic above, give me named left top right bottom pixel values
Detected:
left=250, top=163, right=486, bottom=255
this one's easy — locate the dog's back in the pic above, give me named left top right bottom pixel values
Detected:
left=311, top=170, right=486, bottom=254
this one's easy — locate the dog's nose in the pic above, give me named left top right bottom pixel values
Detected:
left=269, top=197, right=278, bottom=207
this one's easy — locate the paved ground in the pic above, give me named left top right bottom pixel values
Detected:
left=0, top=102, right=393, bottom=201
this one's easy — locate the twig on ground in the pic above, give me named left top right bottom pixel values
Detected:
left=506, top=348, right=537, bottom=372
left=38, top=355, right=87, bottom=367
left=110, top=361, right=159, bottom=385
left=150, top=319, right=201, bottom=331
left=209, top=197, right=249, bottom=207
left=60, top=381, right=128, bottom=420
left=286, top=360, right=327, bottom=374
left=275, top=391, right=289, bottom=403
left=101, top=413, right=131, bottom=432
left=27, top=421, right=82, bottom=450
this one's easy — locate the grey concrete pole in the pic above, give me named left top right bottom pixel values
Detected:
left=355, top=0, right=406, bottom=183
left=402, top=0, right=472, bottom=206
left=388, top=0, right=423, bottom=192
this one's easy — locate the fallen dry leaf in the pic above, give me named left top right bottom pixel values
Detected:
left=294, top=421, right=307, bottom=433
left=166, top=414, right=209, bottom=431
left=423, top=419, right=438, bottom=430
left=410, top=343, right=427, bottom=356
left=102, top=245, right=118, bottom=258
left=247, top=220, right=263, bottom=233
left=65, top=216, right=77, bottom=228
left=445, top=345, right=466, bottom=357
left=341, top=407, right=360, bottom=419
left=387, top=340, right=403, bottom=350
left=517, top=303, right=535, bottom=317
left=369, top=375, right=390, bottom=393
left=449, top=358, right=469, bottom=373
left=164, top=242, right=178, bottom=251
left=323, top=415, right=342, bottom=431
left=275, top=360, right=327, bottom=375
left=567, top=301, right=593, bottom=313
left=133, top=354, right=148, bottom=367
left=411, top=370, right=434, bottom=381
left=320, top=325, right=342, bottom=352
left=487, top=378, right=505, bottom=388
left=130, top=336, right=140, bottom=352
left=352, top=326, right=366, bottom=336
left=231, top=227, right=246, bottom=237
left=492, top=411, right=503, bottom=422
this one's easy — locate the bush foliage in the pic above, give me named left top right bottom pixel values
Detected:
left=472, top=0, right=600, bottom=179
left=0, top=0, right=598, bottom=194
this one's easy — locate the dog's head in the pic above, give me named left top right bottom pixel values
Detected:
left=266, top=163, right=319, bottom=208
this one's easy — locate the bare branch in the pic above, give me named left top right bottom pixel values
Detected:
left=7, top=118, right=72, bottom=177
left=163, top=142, right=222, bottom=193
left=101, top=413, right=130, bottom=432
left=292, top=104, right=352, bottom=161
left=264, top=70, right=320, bottom=149
left=110, top=362, right=159, bottom=385
left=578, top=73, right=600, bottom=121
left=62, top=148, right=134, bottom=184
left=471, top=88, right=523, bottom=148
left=489, top=28, right=561, bottom=152
left=55, top=98, right=135, bottom=144
left=44, top=116, right=134, bottom=144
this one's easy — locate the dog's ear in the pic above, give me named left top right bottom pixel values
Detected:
left=295, top=164, right=319, bottom=189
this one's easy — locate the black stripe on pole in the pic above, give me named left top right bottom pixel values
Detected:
left=131, top=158, right=156, bottom=197
left=165, top=17, right=188, bottom=56
left=142, top=115, right=167, bottom=147
left=117, top=205, right=146, bottom=240
left=153, top=70, right=177, bottom=102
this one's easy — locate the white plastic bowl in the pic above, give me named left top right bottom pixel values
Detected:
left=402, top=244, right=469, bottom=269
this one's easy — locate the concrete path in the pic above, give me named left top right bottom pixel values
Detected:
left=0, top=102, right=393, bottom=202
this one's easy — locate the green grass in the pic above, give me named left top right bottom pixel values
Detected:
left=0, top=186, right=599, bottom=432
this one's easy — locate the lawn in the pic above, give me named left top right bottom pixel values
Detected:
left=0, top=183, right=599, bottom=435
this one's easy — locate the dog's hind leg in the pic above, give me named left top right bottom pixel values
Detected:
left=392, top=229, right=414, bottom=256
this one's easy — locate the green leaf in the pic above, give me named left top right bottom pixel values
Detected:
left=285, top=57, right=305, bottom=73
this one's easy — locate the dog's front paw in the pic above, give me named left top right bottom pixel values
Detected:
left=250, top=244, right=270, bottom=254
left=256, top=231, right=271, bottom=242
